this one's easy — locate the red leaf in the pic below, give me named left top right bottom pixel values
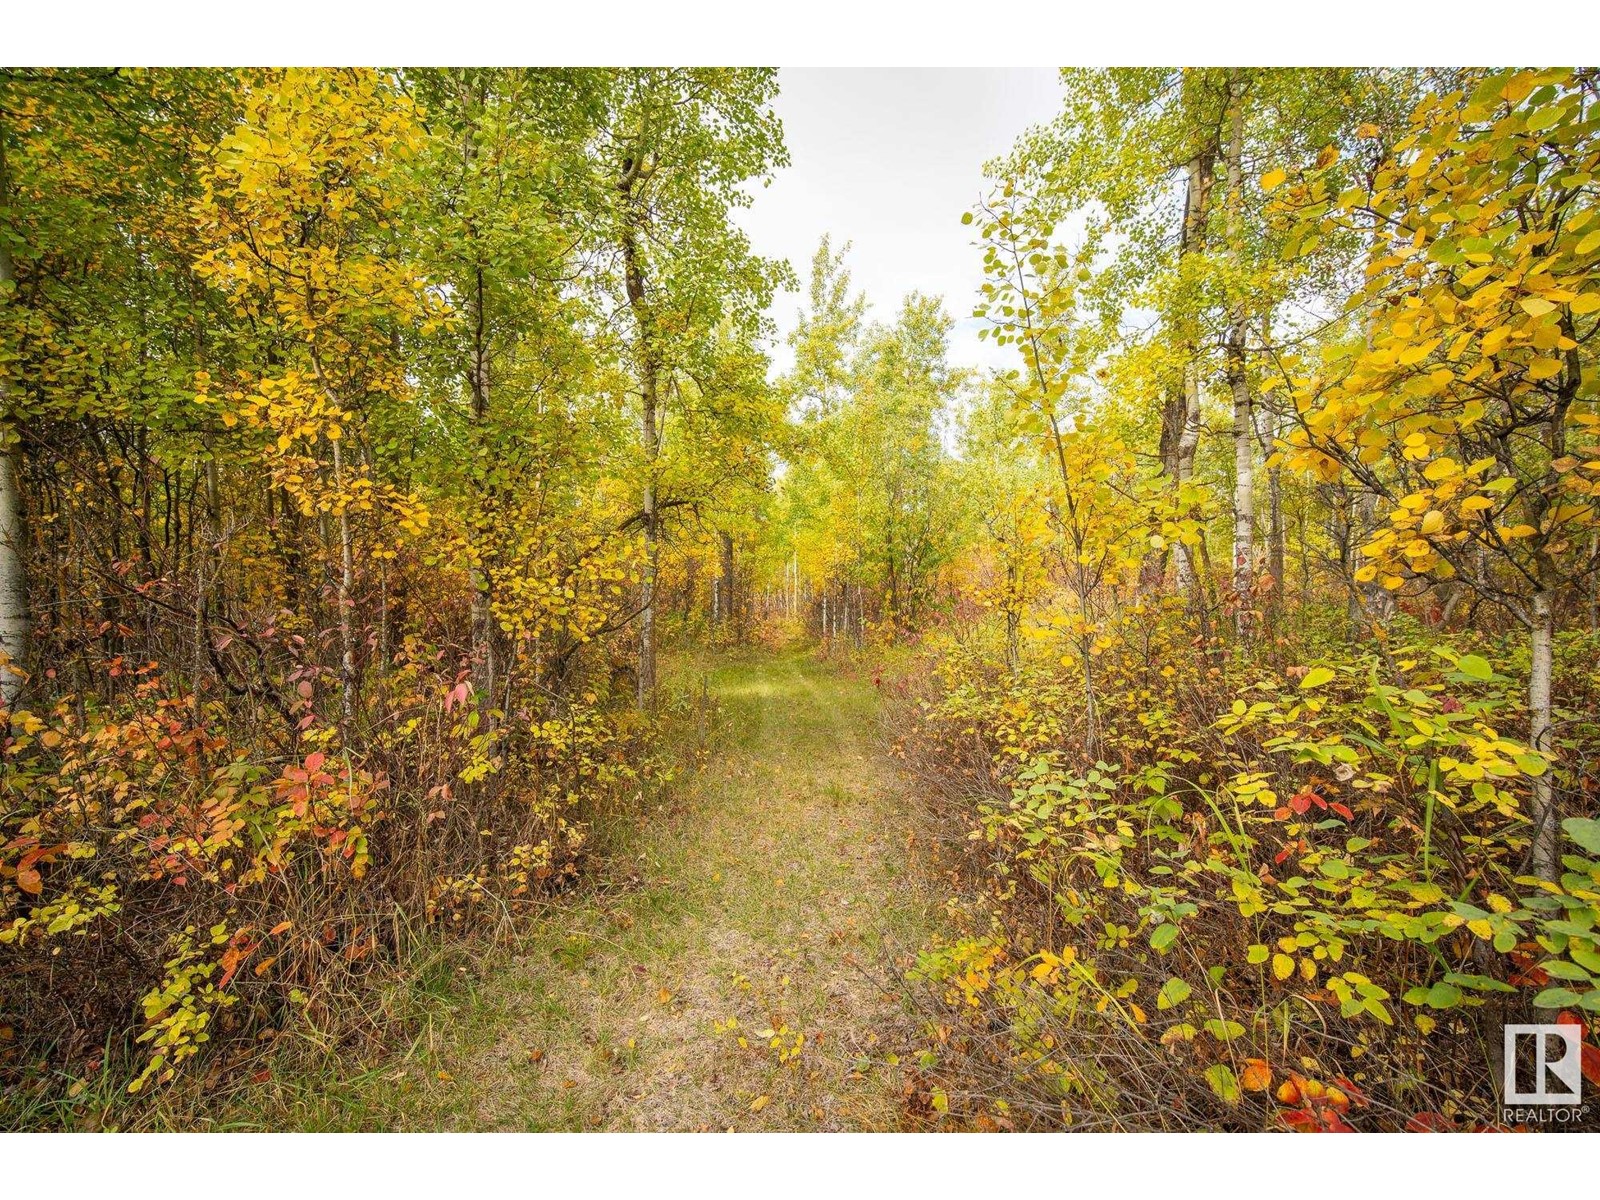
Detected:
left=304, top=751, right=326, bottom=773
left=1320, top=1108, right=1355, bottom=1132
left=1330, top=802, right=1354, bottom=821
left=1583, top=1043, right=1600, bottom=1089
left=1333, top=1076, right=1369, bottom=1108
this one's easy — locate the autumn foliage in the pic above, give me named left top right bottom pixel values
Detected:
left=1, top=68, right=776, bottom=1121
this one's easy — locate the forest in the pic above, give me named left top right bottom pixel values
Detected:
left=1, top=66, right=1598, bottom=1133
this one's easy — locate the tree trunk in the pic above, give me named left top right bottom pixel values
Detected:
left=1260, top=404, right=1285, bottom=616
left=1224, top=81, right=1254, bottom=639
left=1172, top=144, right=1214, bottom=597
left=718, top=530, right=734, bottom=630
left=330, top=436, right=356, bottom=731
left=638, top=472, right=657, bottom=711
left=0, top=157, right=26, bottom=707
left=0, top=434, right=26, bottom=708
left=1529, top=588, right=1557, bottom=881
left=1353, top=489, right=1393, bottom=632
left=468, top=263, right=497, bottom=712
left=619, top=157, right=660, bottom=712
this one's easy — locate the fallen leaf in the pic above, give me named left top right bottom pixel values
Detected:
left=1241, top=1058, right=1272, bottom=1092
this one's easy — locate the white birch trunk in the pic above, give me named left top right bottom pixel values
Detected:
left=1224, top=88, right=1254, bottom=638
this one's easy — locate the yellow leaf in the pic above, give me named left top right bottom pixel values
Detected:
left=657, top=988, right=674, bottom=1005
left=1422, top=458, right=1459, bottom=482
left=1272, top=953, right=1295, bottom=981
left=1520, top=296, right=1557, bottom=317
left=1260, top=168, right=1287, bottom=191
left=750, top=1094, right=771, bottom=1112
left=1300, top=666, right=1335, bottom=689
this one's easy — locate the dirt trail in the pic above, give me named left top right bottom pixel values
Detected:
left=366, top=647, right=946, bottom=1130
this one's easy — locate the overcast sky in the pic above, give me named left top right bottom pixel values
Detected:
left=736, top=68, right=1064, bottom=376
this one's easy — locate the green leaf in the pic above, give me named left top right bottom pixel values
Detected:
left=1444, top=972, right=1515, bottom=994
left=1203, top=1064, right=1241, bottom=1105
left=1424, top=981, right=1463, bottom=1009
left=1514, top=754, right=1548, bottom=777
left=1532, top=986, right=1583, bottom=1009
left=1157, top=977, right=1192, bottom=1010
left=1150, top=923, right=1180, bottom=953
left=1300, top=667, right=1335, bottom=690
left=1246, top=944, right=1269, bottom=965
left=1563, top=818, right=1600, bottom=856
left=1455, top=654, right=1493, bottom=681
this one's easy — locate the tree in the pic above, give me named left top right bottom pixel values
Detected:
left=1274, top=67, right=1600, bottom=878
left=194, top=68, right=436, bottom=732
left=598, top=68, right=788, bottom=709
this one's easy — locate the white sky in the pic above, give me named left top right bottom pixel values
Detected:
left=736, top=68, right=1064, bottom=376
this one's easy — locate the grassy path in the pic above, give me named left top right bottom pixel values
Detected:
left=243, top=647, right=945, bottom=1131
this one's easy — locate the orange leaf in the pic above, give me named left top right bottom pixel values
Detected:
left=1241, top=1058, right=1272, bottom=1092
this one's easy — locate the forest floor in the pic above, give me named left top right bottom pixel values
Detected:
left=202, top=646, right=951, bottom=1131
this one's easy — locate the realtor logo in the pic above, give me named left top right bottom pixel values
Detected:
left=1504, top=1024, right=1583, bottom=1105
